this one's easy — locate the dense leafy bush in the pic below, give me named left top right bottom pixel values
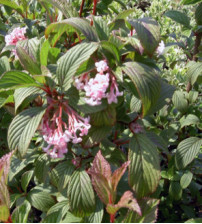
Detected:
left=0, top=0, right=201, bottom=223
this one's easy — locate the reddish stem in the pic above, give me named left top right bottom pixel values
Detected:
left=110, top=214, right=115, bottom=223
left=79, top=0, right=85, bottom=17
left=91, top=0, right=97, bottom=25
left=5, top=215, right=12, bottom=223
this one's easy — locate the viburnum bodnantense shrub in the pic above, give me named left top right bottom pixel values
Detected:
left=0, top=0, right=201, bottom=223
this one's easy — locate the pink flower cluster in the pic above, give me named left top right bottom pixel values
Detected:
left=5, top=27, right=27, bottom=57
left=75, top=60, right=123, bottom=106
left=41, top=102, right=90, bottom=159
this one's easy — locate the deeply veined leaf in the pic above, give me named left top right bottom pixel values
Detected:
left=34, top=154, right=50, bottom=183
left=61, top=211, right=82, bottom=223
left=0, top=95, right=13, bottom=109
left=43, top=211, right=62, bottom=223
left=21, top=170, right=34, bottom=192
left=56, top=42, right=98, bottom=90
left=128, top=18, right=160, bottom=55
left=0, top=205, right=9, bottom=222
left=186, top=61, right=202, bottom=85
left=180, top=172, right=193, bottom=189
left=27, top=189, right=55, bottom=212
left=195, top=3, right=202, bottom=25
left=181, top=0, right=202, bottom=4
left=106, top=191, right=141, bottom=216
left=0, top=71, right=39, bottom=91
left=0, top=0, right=23, bottom=14
left=16, top=38, right=41, bottom=75
left=11, top=200, right=31, bottom=223
left=123, top=62, right=161, bottom=117
left=185, top=218, right=202, bottom=223
left=169, top=181, right=182, bottom=201
left=100, top=41, right=120, bottom=63
left=39, top=0, right=78, bottom=18
left=129, top=134, right=161, bottom=199
left=7, top=107, right=46, bottom=157
left=175, top=137, right=202, bottom=170
left=0, top=56, right=10, bottom=76
left=172, top=91, right=188, bottom=113
left=82, top=126, right=112, bottom=148
left=164, top=10, right=190, bottom=27
left=124, top=198, right=159, bottom=223
left=115, top=8, right=136, bottom=20
left=93, top=16, right=110, bottom=41
left=45, top=17, right=98, bottom=45
left=68, top=169, right=95, bottom=217
left=50, top=161, right=74, bottom=191
left=180, top=114, right=200, bottom=128
left=14, top=87, right=43, bottom=112
left=85, top=198, right=104, bottom=223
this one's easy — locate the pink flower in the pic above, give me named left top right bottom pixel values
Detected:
left=156, top=40, right=165, bottom=55
left=5, top=27, right=27, bottom=58
left=41, top=102, right=91, bottom=159
left=95, top=60, right=109, bottom=73
left=106, top=76, right=123, bottom=104
left=84, top=73, right=110, bottom=105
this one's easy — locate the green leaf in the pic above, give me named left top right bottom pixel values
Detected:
left=56, top=42, right=98, bottom=90
left=169, top=181, right=182, bottom=201
left=14, top=87, right=43, bottom=112
left=0, top=0, right=23, bottom=14
left=0, top=205, right=9, bottom=222
left=50, top=161, right=74, bottom=192
left=9, top=150, right=38, bottom=180
left=106, top=191, right=141, bottom=216
left=0, top=56, right=10, bottom=76
left=185, top=218, right=202, bottom=223
left=21, top=170, right=34, bottom=192
left=188, top=91, right=198, bottom=103
left=85, top=198, right=104, bottom=223
left=180, top=114, right=200, bottom=128
left=12, top=200, right=31, bottom=223
left=34, top=154, right=50, bottom=183
left=16, top=38, right=41, bottom=75
left=180, top=172, right=193, bottom=189
left=123, top=62, right=161, bottom=117
left=172, top=91, right=188, bottom=113
left=7, top=107, right=46, bottom=157
left=0, top=95, right=14, bottom=109
left=82, top=126, right=112, bottom=148
left=164, top=10, right=190, bottom=27
left=0, top=71, right=39, bottom=91
left=43, top=211, right=62, bottom=223
left=195, top=3, right=202, bottom=25
left=175, top=137, right=202, bottom=170
left=61, top=211, right=82, bottom=223
left=124, top=198, right=159, bottom=223
left=187, top=61, right=202, bottom=85
left=181, top=0, right=202, bottom=5
left=40, top=40, right=51, bottom=66
left=27, top=189, right=55, bottom=212
left=115, top=8, right=136, bottom=20
left=100, top=41, right=120, bottom=63
left=47, top=200, right=69, bottom=217
left=93, top=16, right=109, bottom=41
left=129, top=134, right=161, bottom=199
left=39, top=0, right=78, bottom=18
left=45, top=18, right=98, bottom=45
left=68, top=169, right=95, bottom=217
left=128, top=18, right=160, bottom=55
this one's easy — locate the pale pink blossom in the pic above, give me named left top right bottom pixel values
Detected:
left=106, top=76, right=123, bottom=104
left=5, top=27, right=27, bottom=57
left=41, top=103, right=91, bottom=159
left=95, top=60, right=109, bottom=73
left=156, top=40, right=165, bottom=55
